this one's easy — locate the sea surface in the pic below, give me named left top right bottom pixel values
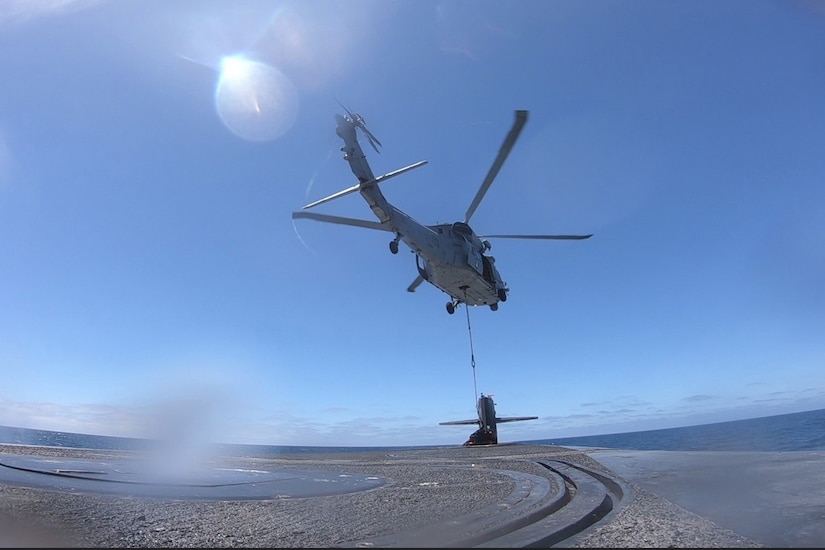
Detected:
left=526, top=407, right=825, bottom=452
left=1, top=407, right=824, bottom=454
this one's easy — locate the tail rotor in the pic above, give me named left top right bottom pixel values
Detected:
left=337, top=100, right=382, bottom=154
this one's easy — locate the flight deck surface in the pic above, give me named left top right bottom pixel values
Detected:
left=1, top=443, right=821, bottom=547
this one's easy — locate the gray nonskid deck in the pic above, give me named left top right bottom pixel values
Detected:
left=0, top=443, right=773, bottom=548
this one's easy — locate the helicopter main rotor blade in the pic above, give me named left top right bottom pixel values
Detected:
left=300, top=182, right=361, bottom=210
left=292, top=211, right=391, bottom=232
left=299, top=160, right=428, bottom=210
left=480, top=233, right=593, bottom=240
left=464, top=110, right=529, bottom=224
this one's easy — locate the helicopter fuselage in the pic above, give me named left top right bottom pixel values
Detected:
left=337, top=115, right=508, bottom=310
left=398, top=218, right=506, bottom=308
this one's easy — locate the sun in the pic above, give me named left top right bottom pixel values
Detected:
left=214, top=54, right=298, bottom=142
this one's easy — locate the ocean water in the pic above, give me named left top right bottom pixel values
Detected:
left=523, top=408, right=825, bottom=452
left=1, top=408, right=824, bottom=454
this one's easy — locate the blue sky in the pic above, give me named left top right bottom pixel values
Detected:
left=1, top=0, right=823, bottom=447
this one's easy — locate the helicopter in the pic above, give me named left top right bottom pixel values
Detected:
left=292, top=108, right=593, bottom=314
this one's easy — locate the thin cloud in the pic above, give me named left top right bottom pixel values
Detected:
left=0, top=0, right=103, bottom=25
left=684, top=394, right=716, bottom=403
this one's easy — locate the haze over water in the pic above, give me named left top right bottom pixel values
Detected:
left=1, top=408, right=823, bottom=454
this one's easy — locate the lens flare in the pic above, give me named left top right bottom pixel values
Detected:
left=215, top=55, right=298, bottom=142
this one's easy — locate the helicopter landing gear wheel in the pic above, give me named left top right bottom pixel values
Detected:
left=490, top=303, right=498, bottom=311
left=446, top=301, right=456, bottom=315
left=389, top=239, right=399, bottom=254
left=497, top=288, right=507, bottom=302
